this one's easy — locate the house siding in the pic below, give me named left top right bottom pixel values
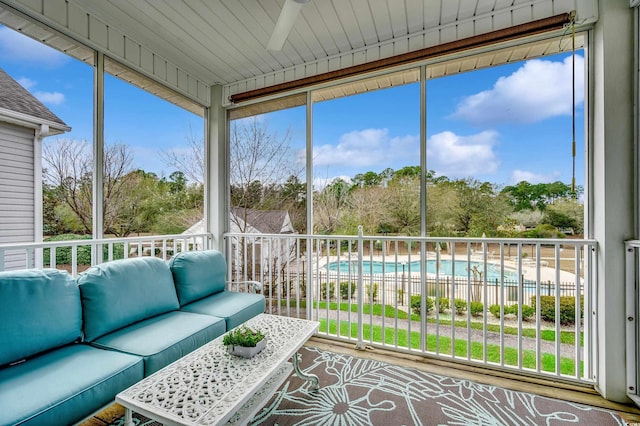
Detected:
left=0, top=123, right=34, bottom=270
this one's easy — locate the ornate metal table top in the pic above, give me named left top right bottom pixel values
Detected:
left=116, top=314, right=319, bottom=425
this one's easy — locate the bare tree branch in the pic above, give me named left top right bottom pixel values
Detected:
left=229, top=117, right=298, bottom=231
left=42, top=138, right=134, bottom=234
left=160, top=125, right=204, bottom=184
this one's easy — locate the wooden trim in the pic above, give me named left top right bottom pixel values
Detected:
left=228, top=93, right=306, bottom=120
left=230, top=13, right=571, bottom=104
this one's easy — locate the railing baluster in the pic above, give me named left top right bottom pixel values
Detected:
left=451, top=241, right=456, bottom=357
left=356, top=226, right=364, bottom=349
left=499, top=242, right=505, bottom=366
left=517, top=243, right=523, bottom=370
left=555, top=244, right=562, bottom=376
left=26, top=248, right=33, bottom=269
left=71, top=246, right=78, bottom=278
left=574, top=244, right=582, bottom=380
left=481, top=239, right=488, bottom=363
left=535, top=243, right=542, bottom=374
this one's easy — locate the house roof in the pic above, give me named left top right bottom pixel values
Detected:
left=0, top=67, right=70, bottom=133
left=183, top=207, right=294, bottom=236
left=231, top=207, right=292, bottom=234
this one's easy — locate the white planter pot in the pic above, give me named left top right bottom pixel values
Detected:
left=228, top=338, right=267, bottom=358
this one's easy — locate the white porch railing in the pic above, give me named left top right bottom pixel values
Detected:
left=626, top=240, right=640, bottom=406
left=0, top=231, right=597, bottom=385
left=225, top=229, right=597, bottom=385
left=0, top=233, right=212, bottom=277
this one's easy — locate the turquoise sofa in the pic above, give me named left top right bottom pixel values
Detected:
left=0, top=250, right=265, bottom=426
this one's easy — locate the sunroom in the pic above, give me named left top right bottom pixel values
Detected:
left=0, top=0, right=639, bottom=422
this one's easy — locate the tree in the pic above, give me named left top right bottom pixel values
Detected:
left=42, top=139, right=168, bottom=237
left=383, top=176, right=420, bottom=235
left=42, top=183, right=67, bottom=235
left=393, top=166, right=421, bottom=181
left=168, top=171, right=187, bottom=194
left=543, top=199, right=584, bottom=234
left=43, top=138, right=93, bottom=233
left=426, top=181, right=458, bottom=236
left=314, top=178, right=350, bottom=234
left=160, top=127, right=204, bottom=184
left=102, top=145, right=138, bottom=235
left=343, top=185, right=387, bottom=234
left=281, top=175, right=307, bottom=232
left=509, top=210, right=544, bottom=229
left=229, top=117, right=299, bottom=232
left=105, top=170, right=162, bottom=237
left=447, top=179, right=510, bottom=236
left=352, top=171, right=382, bottom=188
left=502, top=181, right=577, bottom=211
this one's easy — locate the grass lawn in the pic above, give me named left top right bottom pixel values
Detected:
left=320, top=319, right=582, bottom=376
left=276, top=299, right=584, bottom=375
left=308, top=301, right=583, bottom=346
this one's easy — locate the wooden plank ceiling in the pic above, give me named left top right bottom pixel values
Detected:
left=0, top=0, right=594, bottom=107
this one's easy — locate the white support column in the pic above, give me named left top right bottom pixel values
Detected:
left=206, top=85, right=227, bottom=249
left=420, top=65, right=427, bottom=238
left=593, top=1, right=635, bottom=402
left=93, top=52, right=105, bottom=255
left=306, top=91, right=313, bottom=233
left=33, top=124, right=47, bottom=268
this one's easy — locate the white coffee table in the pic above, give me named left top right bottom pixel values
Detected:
left=116, top=314, right=320, bottom=425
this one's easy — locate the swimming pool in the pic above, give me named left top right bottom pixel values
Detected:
left=325, top=259, right=520, bottom=282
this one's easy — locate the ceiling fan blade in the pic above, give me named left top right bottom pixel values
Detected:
left=267, top=0, right=310, bottom=51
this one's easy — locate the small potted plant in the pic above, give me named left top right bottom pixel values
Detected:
left=223, top=325, right=267, bottom=358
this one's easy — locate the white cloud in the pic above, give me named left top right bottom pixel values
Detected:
left=16, top=77, right=36, bottom=90
left=427, top=130, right=499, bottom=177
left=510, top=169, right=560, bottom=184
left=451, top=55, right=584, bottom=125
left=14, top=75, right=66, bottom=106
left=34, top=91, right=64, bottom=105
left=312, top=128, right=419, bottom=168
left=0, top=26, right=69, bottom=67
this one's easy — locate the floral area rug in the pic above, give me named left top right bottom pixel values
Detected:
left=250, top=347, right=625, bottom=426
left=96, top=346, right=625, bottom=426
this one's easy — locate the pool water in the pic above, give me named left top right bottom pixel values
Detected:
left=325, top=259, right=520, bottom=282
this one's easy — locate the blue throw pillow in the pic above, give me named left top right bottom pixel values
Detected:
left=78, top=257, right=179, bottom=341
left=169, top=250, right=227, bottom=306
left=0, top=269, right=81, bottom=366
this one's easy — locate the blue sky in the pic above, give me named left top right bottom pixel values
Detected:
left=1, top=25, right=584, bottom=190
left=0, top=25, right=203, bottom=180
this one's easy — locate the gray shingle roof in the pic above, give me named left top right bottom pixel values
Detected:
left=0, top=67, right=67, bottom=127
left=231, top=207, right=291, bottom=234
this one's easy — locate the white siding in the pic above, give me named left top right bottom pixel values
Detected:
left=0, top=123, right=34, bottom=270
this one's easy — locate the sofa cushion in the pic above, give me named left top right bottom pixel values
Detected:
left=181, top=291, right=266, bottom=330
left=0, top=269, right=81, bottom=366
left=0, top=344, right=143, bottom=426
left=169, top=250, right=228, bottom=306
left=91, top=310, right=226, bottom=376
left=78, top=257, right=180, bottom=342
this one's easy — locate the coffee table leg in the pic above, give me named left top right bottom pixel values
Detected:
left=124, top=407, right=134, bottom=426
left=292, top=352, right=319, bottom=390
